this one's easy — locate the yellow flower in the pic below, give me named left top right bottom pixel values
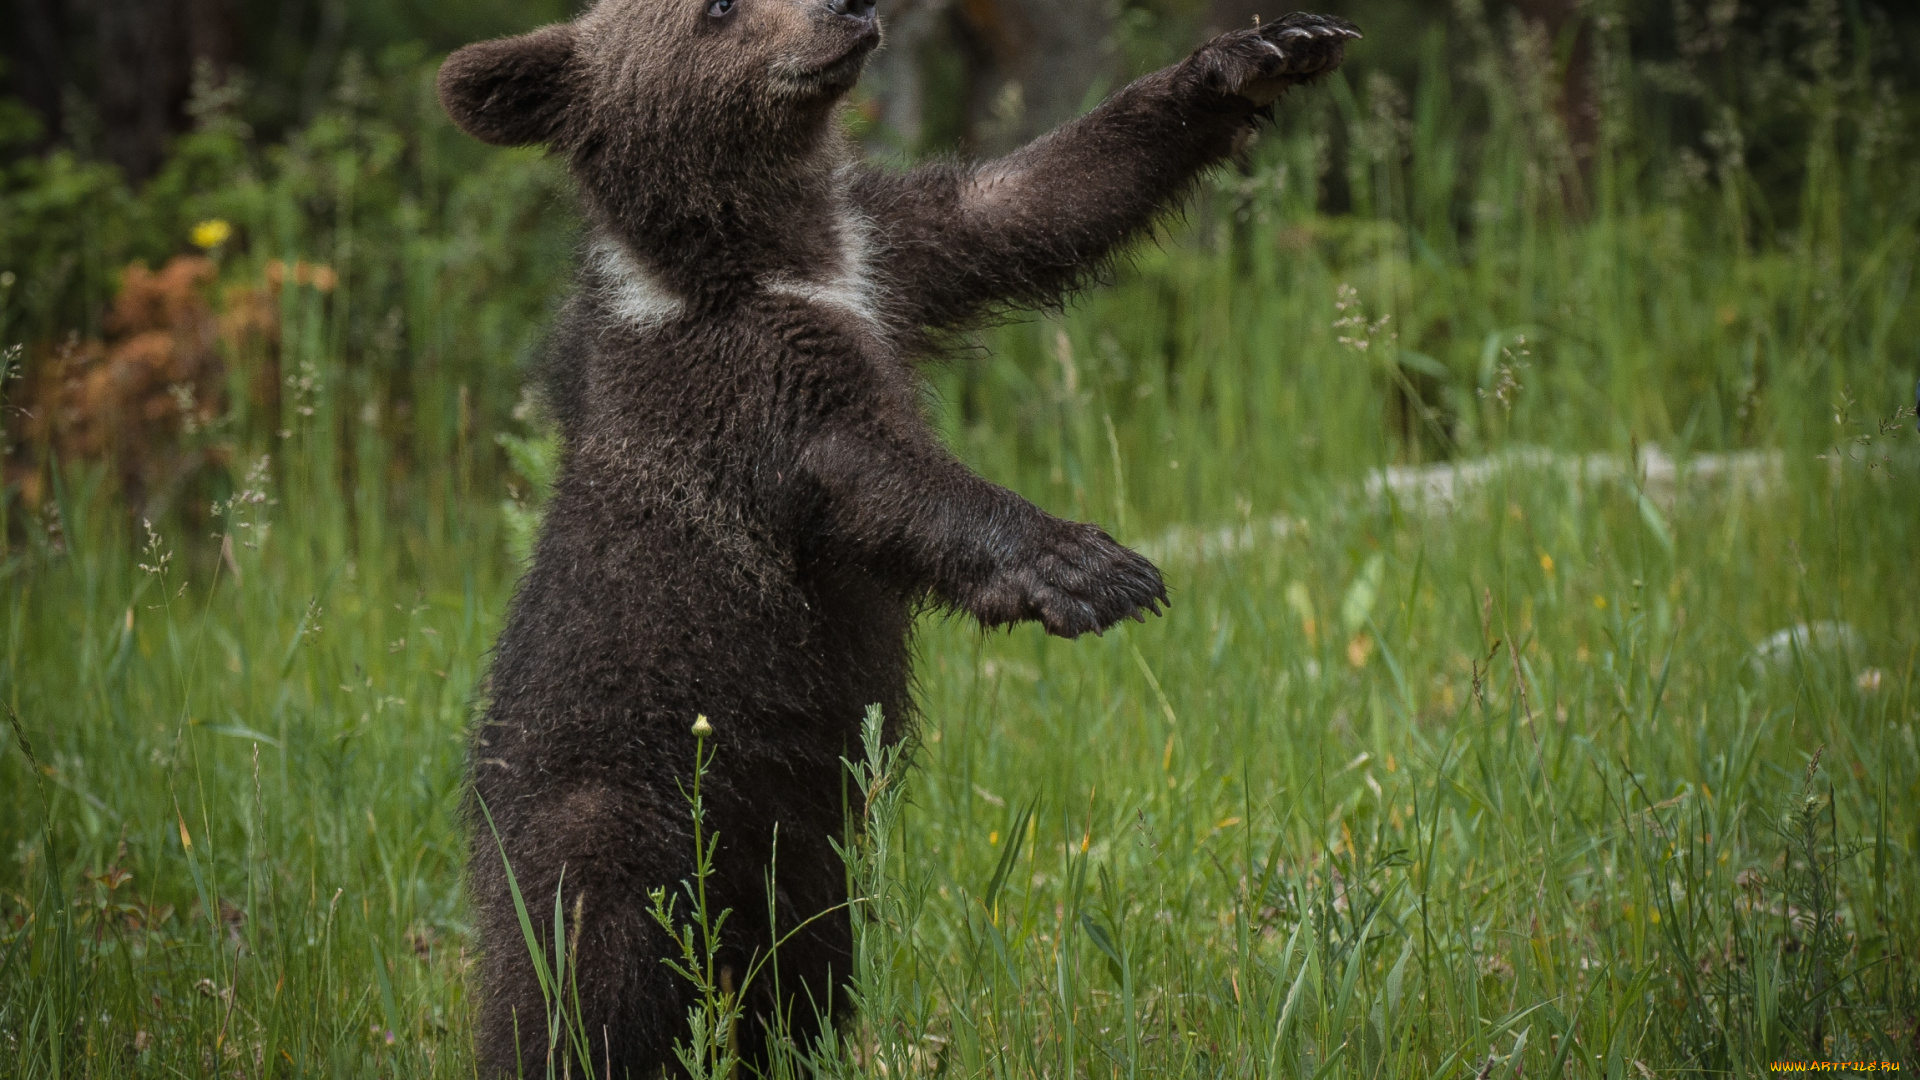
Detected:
left=191, top=219, right=232, bottom=250
left=1539, top=552, right=1554, bottom=575
left=1593, top=595, right=1608, bottom=609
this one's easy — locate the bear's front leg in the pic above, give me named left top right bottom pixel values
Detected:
left=803, top=421, right=1167, bottom=638
left=848, top=12, right=1359, bottom=332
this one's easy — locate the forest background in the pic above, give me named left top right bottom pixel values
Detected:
left=3, top=0, right=1920, bottom=1076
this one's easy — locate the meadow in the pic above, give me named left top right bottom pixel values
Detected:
left=3, top=8, right=1918, bottom=1077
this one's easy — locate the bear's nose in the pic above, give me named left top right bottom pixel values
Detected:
left=828, top=0, right=876, bottom=22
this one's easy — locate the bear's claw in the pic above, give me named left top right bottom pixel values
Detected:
left=1192, top=11, right=1360, bottom=106
left=966, top=520, right=1170, bottom=639
left=1249, top=13, right=1360, bottom=77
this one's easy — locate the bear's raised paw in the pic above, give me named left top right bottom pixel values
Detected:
left=965, top=520, right=1169, bottom=639
left=1189, top=12, right=1361, bottom=108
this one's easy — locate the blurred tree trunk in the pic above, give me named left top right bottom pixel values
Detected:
left=953, top=0, right=1116, bottom=154
left=1198, top=0, right=1265, bottom=39
left=1517, top=0, right=1598, bottom=197
left=94, top=0, right=236, bottom=182
left=869, top=0, right=1116, bottom=157
left=5, top=0, right=68, bottom=149
left=864, top=0, right=948, bottom=151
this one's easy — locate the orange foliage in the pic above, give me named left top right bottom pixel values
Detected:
left=3, top=255, right=337, bottom=517
left=9, top=257, right=233, bottom=512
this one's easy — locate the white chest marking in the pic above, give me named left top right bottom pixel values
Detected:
left=590, top=239, right=684, bottom=331
left=764, top=210, right=885, bottom=336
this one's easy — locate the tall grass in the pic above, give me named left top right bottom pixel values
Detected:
left=3, top=4, right=1917, bottom=1076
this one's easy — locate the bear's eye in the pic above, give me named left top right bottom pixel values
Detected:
left=707, top=0, right=735, bottom=17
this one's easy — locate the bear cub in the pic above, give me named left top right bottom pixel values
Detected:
left=439, top=2, right=1354, bottom=1075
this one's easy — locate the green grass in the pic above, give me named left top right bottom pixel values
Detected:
left=5, top=17, right=1920, bottom=1076
left=5, top=259, right=1915, bottom=1076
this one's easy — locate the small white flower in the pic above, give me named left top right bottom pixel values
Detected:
left=691, top=714, right=713, bottom=738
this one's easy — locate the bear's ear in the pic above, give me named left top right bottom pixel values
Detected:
left=438, top=24, right=579, bottom=147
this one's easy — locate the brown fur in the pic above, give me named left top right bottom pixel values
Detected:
left=439, top=4, right=1354, bottom=1075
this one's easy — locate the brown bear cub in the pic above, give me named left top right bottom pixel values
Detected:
left=439, top=2, right=1353, bottom=1075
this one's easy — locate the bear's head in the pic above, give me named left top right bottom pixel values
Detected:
left=439, top=0, right=881, bottom=279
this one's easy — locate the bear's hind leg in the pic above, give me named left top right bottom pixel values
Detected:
left=472, top=786, right=690, bottom=1079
